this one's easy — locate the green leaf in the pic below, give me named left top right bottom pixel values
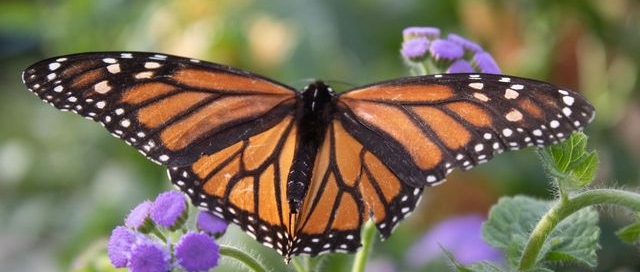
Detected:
left=542, top=206, right=600, bottom=267
left=442, top=247, right=505, bottom=272
left=483, top=196, right=549, bottom=267
left=538, top=132, right=598, bottom=193
left=615, top=221, right=640, bottom=243
left=483, top=196, right=600, bottom=269
left=461, top=262, right=506, bottom=272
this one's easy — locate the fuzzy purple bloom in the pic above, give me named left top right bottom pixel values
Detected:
left=175, top=232, right=220, bottom=272
left=429, top=39, right=464, bottom=61
left=150, top=191, right=187, bottom=229
left=447, top=34, right=483, bottom=53
left=447, top=60, right=474, bottom=73
left=401, top=37, right=430, bottom=60
left=197, top=211, right=228, bottom=236
left=107, top=226, right=137, bottom=268
left=125, top=200, right=153, bottom=229
left=406, top=214, right=502, bottom=268
left=403, top=26, right=441, bottom=40
left=473, top=52, right=501, bottom=74
left=129, top=241, right=171, bottom=272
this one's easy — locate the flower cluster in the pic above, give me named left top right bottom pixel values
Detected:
left=108, top=191, right=228, bottom=272
left=401, top=26, right=501, bottom=74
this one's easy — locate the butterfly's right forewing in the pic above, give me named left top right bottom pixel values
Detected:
left=22, top=52, right=298, bottom=167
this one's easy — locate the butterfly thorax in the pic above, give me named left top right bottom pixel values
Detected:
left=287, top=81, right=336, bottom=213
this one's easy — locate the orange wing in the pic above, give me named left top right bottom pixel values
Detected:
left=22, top=52, right=297, bottom=167
left=290, top=119, right=423, bottom=257
left=336, top=74, right=595, bottom=188
left=169, top=115, right=298, bottom=257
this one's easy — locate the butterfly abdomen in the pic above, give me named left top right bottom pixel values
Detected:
left=287, top=81, right=336, bottom=213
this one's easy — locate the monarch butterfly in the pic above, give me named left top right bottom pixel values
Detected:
left=22, top=52, right=594, bottom=260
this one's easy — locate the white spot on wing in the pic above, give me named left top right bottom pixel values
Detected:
left=49, top=62, right=61, bottom=71
left=135, top=71, right=153, bottom=79
left=426, top=175, right=437, bottom=182
left=474, top=143, right=484, bottom=152
left=469, top=82, right=484, bottom=90
left=511, top=84, right=524, bottom=90
left=473, top=92, right=490, bottom=102
left=144, top=62, right=161, bottom=69
left=562, top=96, right=575, bottom=106
left=504, top=89, right=519, bottom=99
left=505, top=109, right=523, bottom=122
left=107, top=64, right=121, bottom=74
left=95, top=101, right=106, bottom=109
left=94, top=80, right=112, bottom=94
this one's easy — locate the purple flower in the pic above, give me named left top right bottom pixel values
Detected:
left=399, top=26, right=503, bottom=75
left=401, top=37, right=430, bottom=60
left=472, top=52, right=501, bottom=74
left=150, top=191, right=187, bottom=229
left=129, top=241, right=171, bottom=272
left=403, top=26, right=440, bottom=40
left=447, top=60, right=474, bottom=73
left=125, top=200, right=153, bottom=230
left=447, top=34, right=483, bottom=53
left=175, top=232, right=220, bottom=272
left=405, top=214, right=502, bottom=268
left=429, top=39, right=464, bottom=62
left=197, top=211, right=228, bottom=237
left=107, top=226, right=137, bottom=268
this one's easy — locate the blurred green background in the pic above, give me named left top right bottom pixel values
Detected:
left=1, top=0, right=639, bottom=271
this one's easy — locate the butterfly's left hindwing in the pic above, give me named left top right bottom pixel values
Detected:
left=22, top=52, right=297, bottom=166
left=169, top=115, right=298, bottom=257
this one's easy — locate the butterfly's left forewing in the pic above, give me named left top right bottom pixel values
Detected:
left=22, top=52, right=297, bottom=166
left=336, top=73, right=595, bottom=188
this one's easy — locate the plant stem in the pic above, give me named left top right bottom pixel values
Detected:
left=351, top=220, right=376, bottom=272
left=220, top=245, right=268, bottom=272
left=518, top=189, right=640, bottom=271
left=150, top=227, right=167, bottom=243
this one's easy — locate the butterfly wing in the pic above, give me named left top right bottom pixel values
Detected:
left=22, top=52, right=297, bottom=166
left=168, top=115, right=298, bottom=257
left=335, top=73, right=595, bottom=189
left=291, top=119, right=423, bottom=257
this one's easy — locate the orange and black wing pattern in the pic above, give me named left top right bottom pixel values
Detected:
left=22, top=52, right=596, bottom=261
left=291, top=118, right=423, bottom=257
left=336, top=74, right=595, bottom=188
left=168, top=115, right=298, bottom=257
left=22, top=52, right=297, bottom=167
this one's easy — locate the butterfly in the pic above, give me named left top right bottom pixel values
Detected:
left=22, top=52, right=595, bottom=261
